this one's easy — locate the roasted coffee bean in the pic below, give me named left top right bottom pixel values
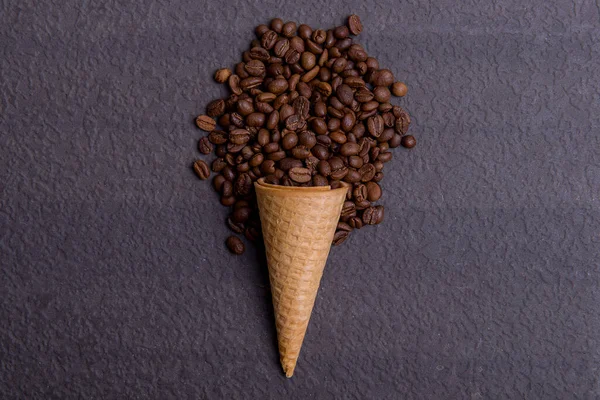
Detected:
left=366, top=181, right=382, bottom=201
left=340, top=142, right=360, bottom=156
left=212, top=158, right=227, bottom=173
left=300, top=52, right=316, bottom=70
left=353, top=184, right=368, bottom=202
left=193, top=160, right=210, bottom=180
left=382, top=112, right=395, bottom=128
left=274, top=38, right=290, bottom=57
left=343, top=168, right=361, bottom=183
left=227, top=217, right=245, bottom=234
left=301, top=65, right=320, bottom=82
left=359, top=163, right=376, bottom=181
left=281, top=132, right=298, bottom=150
left=261, top=159, right=276, bottom=174
left=207, top=99, right=226, bottom=117
left=214, top=68, right=232, bottom=83
left=341, top=200, right=356, bottom=217
left=347, top=15, right=363, bottom=35
left=246, top=112, right=266, bottom=127
left=394, top=106, right=411, bottom=134
left=389, top=133, right=402, bottom=148
left=213, top=175, right=226, bottom=192
left=328, top=118, right=341, bottom=132
left=348, top=216, right=363, bottom=229
left=255, top=102, right=274, bottom=114
left=237, top=99, right=254, bottom=116
left=198, top=137, right=213, bottom=154
left=330, top=131, right=347, bottom=144
left=392, top=81, right=408, bottom=97
left=285, top=114, right=305, bottom=131
left=367, top=115, right=384, bottom=137
left=268, top=150, right=286, bottom=161
left=234, top=173, right=252, bottom=196
left=292, top=96, right=310, bottom=118
left=316, top=160, right=331, bottom=176
left=221, top=195, right=236, bottom=206
left=329, top=157, right=348, bottom=180
left=378, top=151, right=392, bottom=163
left=373, top=69, right=394, bottom=87
left=337, top=222, right=353, bottom=233
left=245, top=59, right=266, bottom=76
left=236, top=62, right=249, bottom=79
left=221, top=180, right=233, bottom=196
left=284, top=49, right=301, bottom=65
left=231, top=207, right=251, bottom=224
left=249, top=46, right=270, bottom=61
left=226, top=236, right=245, bottom=255
left=313, top=174, right=329, bottom=186
left=348, top=155, right=364, bottom=169
left=240, top=76, right=263, bottom=91
left=362, top=206, right=378, bottom=225
left=373, top=86, right=391, bottom=103
left=249, top=153, right=264, bottom=167
left=196, top=115, right=216, bottom=131
left=332, top=230, right=349, bottom=245
left=288, top=167, right=312, bottom=183
left=379, top=102, right=393, bottom=113
left=228, top=74, right=242, bottom=95
left=279, top=104, right=294, bottom=121
left=317, top=82, right=333, bottom=97
left=401, top=135, right=416, bottom=148
left=222, top=166, right=236, bottom=182
left=261, top=30, right=278, bottom=49
left=228, top=129, right=249, bottom=145
left=335, top=84, right=354, bottom=106
left=332, top=57, right=348, bottom=73
left=291, top=145, right=311, bottom=159
left=373, top=171, right=384, bottom=182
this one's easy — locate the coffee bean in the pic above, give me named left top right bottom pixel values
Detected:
left=288, top=167, right=312, bottom=183
left=206, top=99, right=225, bottom=118
left=281, top=132, right=298, bottom=150
left=389, top=133, right=402, bottom=148
left=291, top=145, right=310, bottom=159
left=332, top=230, right=349, bottom=245
left=198, top=137, right=213, bottom=154
left=312, top=174, right=328, bottom=186
left=245, top=60, right=266, bottom=77
left=234, top=173, right=252, bottom=196
left=196, top=115, right=216, bottom=131
left=214, top=68, right=232, bottom=83
left=231, top=207, right=251, bottom=223
left=221, top=196, right=236, bottom=206
left=279, top=157, right=303, bottom=171
left=213, top=175, right=226, bottom=192
left=222, top=166, right=236, bottom=182
left=392, top=81, right=408, bottom=97
left=341, top=201, right=356, bottom=217
left=401, top=135, right=417, bottom=148
left=298, top=24, right=312, bottom=39
left=343, top=168, right=361, bottom=183
left=348, top=155, right=364, bottom=169
left=335, top=84, right=354, bottom=106
left=227, top=217, right=245, bottom=234
left=228, top=74, right=242, bottom=95
left=359, top=163, right=376, bottom=181
left=373, top=86, right=391, bottom=103
left=330, top=131, right=347, bottom=144
left=340, top=142, right=360, bottom=156
left=378, top=151, right=392, bottom=163
left=226, top=235, right=245, bottom=255
left=367, top=115, right=384, bottom=137
left=366, top=181, right=382, bottom=201
left=261, top=30, right=278, bottom=49
left=362, top=206, right=378, bottom=225
left=393, top=106, right=411, bottom=134
left=267, top=150, right=286, bottom=161
left=379, top=102, right=393, bottom=113
left=348, top=216, right=363, bottom=229
left=193, top=159, right=210, bottom=180
left=373, top=69, right=394, bottom=87
left=347, top=15, right=363, bottom=35
left=333, top=25, right=349, bottom=39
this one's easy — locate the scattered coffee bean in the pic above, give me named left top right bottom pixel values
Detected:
left=392, top=81, right=408, bottom=97
left=214, top=68, right=232, bottom=83
left=193, top=160, right=210, bottom=180
left=347, top=15, right=363, bottom=35
left=226, top=235, right=245, bottom=255
left=196, top=115, right=216, bottom=131
left=401, top=135, right=417, bottom=148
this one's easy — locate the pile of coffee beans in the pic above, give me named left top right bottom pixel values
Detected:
left=192, top=15, right=416, bottom=254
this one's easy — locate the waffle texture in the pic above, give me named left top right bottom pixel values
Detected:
left=255, top=179, right=347, bottom=377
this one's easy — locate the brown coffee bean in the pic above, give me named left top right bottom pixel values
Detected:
left=379, top=102, right=393, bottom=113
left=312, top=118, right=328, bottom=135
left=261, top=159, right=276, bottom=174
left=312, top=174, right=329, bottom=186
left=348, top=155, right=364, bottom=169
left=373, top=69, right=394, bottom=86
left=234, top=173, right=252, bottom=196
left=282, top=132, right=299, bottom=150
left=288, top=167, right=312, bottom=183
left=221, top=196, right=236, bottom=206
left=301, top=65, right=320, bottom=82
left=226, top=236, right=245, bottom=255
left=246, top=112, right=266, bottom=127
left=378, top=151, right=392, bottom=162
left=347, top=15, right=363, bottom=35
left=362, top=206, right=378, bottom=225
left=228, top=74, right=242, bottom=95
left=367, top=115, right=384, bottom=137
left=240, top=76, right=263, bottom=91
left=285, top=114, right=306, bottom=131
left=389, top=133, right=402, bottom=148
left=335, top=84, right=354, bottom=106
left=245, top=60, right=266, bottom=77
left=196, top=115, right=216, bottom=131
left=401, top=135, right=417, bottom=148
left=193, top=160, right=210, bottom=180
left=392, top=81, right=408, bottom=97
left=340, top=200, right=356, bottom=218
left=213, top=175, right=226, bottom=192
left=214, top=68, right=232, bottom=83
left=279, top=157, right=302, bottom=171
left=365, top=181, right=382, bottom=201
left=268, top=150, right=286, bottom=161
left=373, top=86, right=391, bottom=103
left=339, top=142, right=360, bottom=156
left=249, top=46, right=270, bottom=61
left=265, top=110, right=279, bottom=129
left=206, top=99, right=225, bottom=117
left=373, top=171, right=384, bottom=182
left=332, top=230, right=349, bottom=245
left=343, top=168, right=362, bottom=183
left=261, top=30, right=278, bottom=49
left=394, top=106, right=411, bottom=134
left=236, top=62, right=249, bottom=79
left=332, top=57, right=348, bottom=73
left=231, top=207, right=251, bottom=224
left=300, top=52, right=316, bottom=70
left=291, top=145, right=311, bottom=159
left=328, top=118, right=341, bottom=131
left=359, top=163, right=376, bottom=181
left=279, top=104, right=294, bottom=121
left=317, top=82, right=332, bottom=97
left=227, top=217, right=245, bottom=234
left=330, top=131, right=347, bottom=144
left=227, top=129, right=249, bottom=145
left=211, top=158, right=226, bottom=173
left=292, top=96, right=310, bottom=118
left=348, top=216, right=363, bottom=229
left=362, top=100, right=379, bottom=112
left=198, top=137, right=213, bottom=154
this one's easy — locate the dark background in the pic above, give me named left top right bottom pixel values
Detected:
left=1, top=0, right=599, bottom=398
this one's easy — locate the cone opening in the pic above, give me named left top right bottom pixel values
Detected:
left=255, top=177, right=348, bottom=197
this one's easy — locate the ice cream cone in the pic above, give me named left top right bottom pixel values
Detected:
left=254, top=178, right=347, bottom=378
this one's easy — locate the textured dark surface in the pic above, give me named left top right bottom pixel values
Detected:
left=1, top=0, right=599, bottom=398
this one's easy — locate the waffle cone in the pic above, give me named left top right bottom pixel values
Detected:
left=254, top=178, right=347, bottom=378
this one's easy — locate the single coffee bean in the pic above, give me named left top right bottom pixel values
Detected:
left=245, top=59, right=266, bottom=77
left=206, top=99, right=226, bottom=117
left=341, top=200, right=357, bottom=217
left=374, top=205, right=384, bottom=224
left=394, top=106, right=411, bottom=134
left=353, top=184, right=368, bottom=202
left=279, top=157, right=303, bottom=171
left=382, top=112, right=395, bottom=128
left=270, top=18, right=284, bottom=32
left=282, top=132, right=299, bottom=150
left=401, top=135, right=417, bottom=148
left=267, top=150, right=286, bottom=161
left=373, top=69, right=394, bottom=87
left=337, top=222, right=353, bottom=233
left=236, top=62, right=249, bottom=79
left=198, top=137, right=213, bottom=154
left=300, top=52, right=316, bottom=70
left=332, top=230, right=349, bottom=246
left=378, top=151, right=392, bottom=163
left=347, top=14, right=363, bottom=35
left=196, top=115, right=216, bottom=131
left=348, top=216, right=363, bottom=229
left=221, top=195, right=236, bottom=206
left=343, top=168, right=362, bottom=183
left=214, top=68, right=232, bottom=83
left=298, top=24, right=312, bottom=39
left=231, top=207, right=251, bottom=223
left=279, top=104, right=294, bottom=121
left=228, top=74, right=242, bottom=95
left=227, top=217, right=245, bottom=234
left=389, top=133, right=402, bottom=148
left=361, top=100, right=379, bottom=112
left=245, top=225, right=261, bottom=242
left=392, top=81, right=408, bottom=97
left=221, top=165, right=236, bottom=182
left=255, top=102, right=274, bottom=114
left=285, top=114, right=305, bottom=131
left=248, top=153, right=264, bottom=167
left=316, top=160, right=331, bottom=176
left=373, top=171, right=384, bottom=182
left=288, top=167, right=312, bottom=183
left=240, top=76, right=263, bottom=91
left=234, top=173, right=252, bottom=196
left=334, top=38, right=352, bottom=51
left=261, top=30, right=278, bottom=49
left=228, top=129, right=250, bottom=145
left=348, top=155, right=364, bottom=169
left=327, top=118, right=341, bottom=132
left=273, top=38, right=290, bottom=58
left=332, top=57, right=348, bottom=73
left=367, top=115, right=384, bottom=137
left=221, top=181, right=233, bottom=199
left=246, top=112, right=266, bottom=127
left=249, top=46, right=270, bottom=61
left=336, top=84, right=354, bottom=106
left=213, top=175, right=226, bottom=192
left=340, top=142, right=360, bottom=156
left=373, top=86, right=391, bottom=103
left=333, top=25, right=349, bottom=39
left=366, top=181, right=382, bottom=201
left=212, top=158, right=227, bottom=173
left=359, top=163, right=376, bottom=182
left=330, top=131, right=347, bottom=144
left=312, top=174, right=329, bottom=186
left=282, top=21, right=296, bottom=37
left=193, top=159, right=210, bottom=180
left=226, top=235, right=245, bottom=255
left=379, top=102, right=393, bottom=113
left=291, top=145, right=311, bottom=159
left=362, top=206, right=378, bottom=225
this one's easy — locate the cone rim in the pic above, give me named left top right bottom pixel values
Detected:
left=255, top=177, right=348, bottom=197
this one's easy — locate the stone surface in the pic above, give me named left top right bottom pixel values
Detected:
left=1, top=1, right=599, bottom=398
